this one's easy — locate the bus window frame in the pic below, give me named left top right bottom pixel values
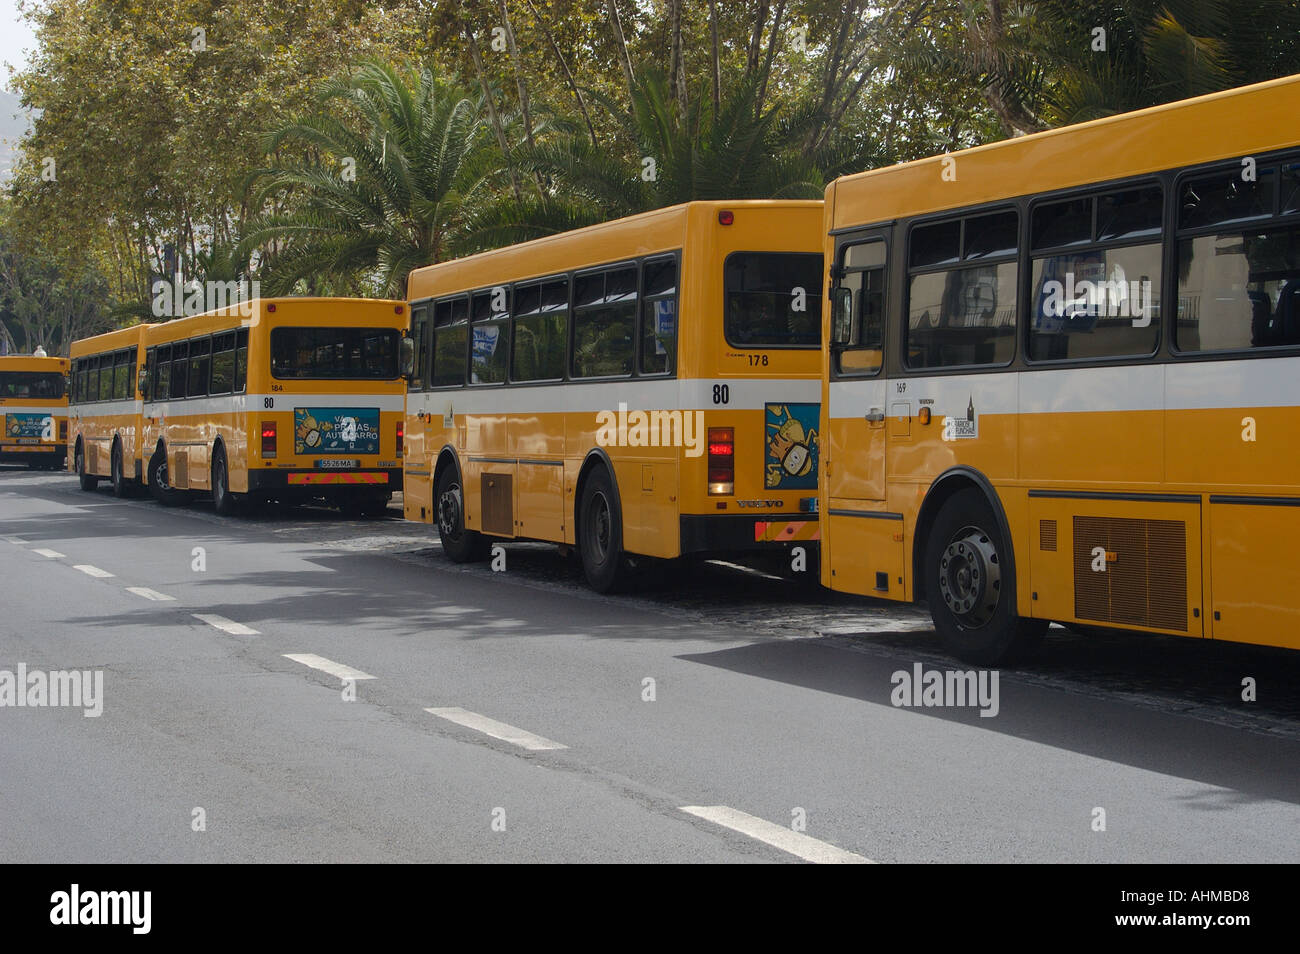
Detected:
left=469, top=286, right=510, bottom=387
left=429, top=294, right=471, bottom=389
left=1169, top=152, right=1300, bottom=361
left=570, top=260, right=638, bottom=381
left=637, top=251, right=680, bottom=378
left=1022, top=181, right=1165, bottom=367
left=829, top=234, right=889, bottom=379
left=720, top=249, right=824, bottom=352
left=901, top=206, right=1021, bottom=374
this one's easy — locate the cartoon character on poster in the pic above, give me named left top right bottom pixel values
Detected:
left=765, top=403, right=819, bottom=489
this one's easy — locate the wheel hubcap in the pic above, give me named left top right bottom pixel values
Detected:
left=937, top=526, right=1001, bottom=627
left=590, top=491, right=611, bottom=562
left=438, top=484, right=463, bottom=540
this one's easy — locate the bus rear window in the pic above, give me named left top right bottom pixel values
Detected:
left=270, top=327, right=399, bottom=379
left=1, top=372, right=65, bottom=399
left=724, top=252, right=822, bottom=348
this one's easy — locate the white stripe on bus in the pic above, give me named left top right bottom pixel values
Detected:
left=406, top=377, right=819, bottom=416
left=828, top=356, right=1300, bottom=418
left=140, top=393, right=405, bottom=416
left=0, top=405, right=66, bottom=415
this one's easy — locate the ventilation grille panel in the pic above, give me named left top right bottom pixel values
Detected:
left=480, top=473, right=513, bottom=536
left=1039, top=519, right=1057, bottom=551
left=1073, top=516, right=1186, bottom=630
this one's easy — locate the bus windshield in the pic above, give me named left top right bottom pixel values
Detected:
left=724, top=252, right=823, bottom=348
left=270, top=327, right=400, bottom=380
left=0, top=371, right=65, bottom=399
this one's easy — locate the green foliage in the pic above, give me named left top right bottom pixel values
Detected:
left=243, top=61, right=504, bottom=297
left=4, top=0, right=1298, bottom=330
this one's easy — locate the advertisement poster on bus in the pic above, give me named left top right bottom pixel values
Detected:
left=294, top=407, right=380, bottom=455
left=764, top=403, right=819, bottom=490
left=5, top=413, right=54, bottom=442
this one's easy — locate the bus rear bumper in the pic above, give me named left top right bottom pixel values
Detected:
left=246, top=468, right=403, bottom=494
left=678, top=513, right=820, bottom=558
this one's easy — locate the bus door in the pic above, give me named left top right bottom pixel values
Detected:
left=827, top=233, right=890, bottom=503
left=826, top=230, right=903, bottom=596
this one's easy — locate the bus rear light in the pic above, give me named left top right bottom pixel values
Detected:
left=261, top=422, right=277, bottom=458
left=58, top=420, right=67, bottom=441
left=396, top=420, right=404, bottom=455
left=707, top=426, right=734, bottom=495
left=718, top=210, right=734, bottom=226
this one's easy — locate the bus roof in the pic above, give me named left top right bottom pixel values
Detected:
left=0, top=354, right=69, bottom=371
left=68, top=324, right=152, bottom=358
left=827, top=73, right=1300, bottom=231
left=407, top=199, right=824, bottom=302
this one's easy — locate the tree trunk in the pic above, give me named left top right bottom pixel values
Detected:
left=757, top=0, right=787, bottom=114
left=464, top=22, right=523, bottom=202
left=606, top=0, right=636, bottom=103
left=525, top=0, right=597, bottom=144
left=669, top=0, right=687, bottom=114
left=748, top=0, right=771, bottom=75
left=707, top=0, right=721, bottom=115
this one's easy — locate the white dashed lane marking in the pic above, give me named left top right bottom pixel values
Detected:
left=32, top=548, right=65, bottom=558
left=192, top=614, right=260, bottom=636
left=73, top=565, right=115, bottom=578
left=283, top=653, right=375, bottom=681
left=424, top=707, right=568, bottom=751
left=126, top=587, right=176, bottom=601
left=679, top=806, right=873, bottom=864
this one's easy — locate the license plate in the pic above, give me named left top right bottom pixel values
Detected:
left=315, top=458, right=360, bottom=469
left=17, top=438, right=39, bottom=445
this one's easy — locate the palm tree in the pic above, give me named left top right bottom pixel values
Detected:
left=241, top=61, right=505, bottom=297
left=469, top=68, right=876, bottom=246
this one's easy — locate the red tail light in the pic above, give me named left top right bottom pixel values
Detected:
left=396, top=420, right=404, bottom=455
left=261, top=421, right=277, bottom=458
left=708, top=426, right=734, bottom=495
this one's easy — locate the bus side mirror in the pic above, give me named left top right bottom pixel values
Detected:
left=399, top=337, right=415, bottom=379
left=137, top=367, right=150, bottom=396
left=832, top=288, right=853, bottom=345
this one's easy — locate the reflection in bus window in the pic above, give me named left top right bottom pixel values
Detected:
left=724, top=252, right=822, bottom=348
left=270, top=327, right=400, bottom=379
left=0, top=372, right=65, bottom=399
left=1177, top=226, right=1300, bottom=351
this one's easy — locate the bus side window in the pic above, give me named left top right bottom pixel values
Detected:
left=409, top=306, right=426, bottom=390
left=835, top=240, right=886, bottom=376
left=234, top=329, right=248, bottom=393
left=640, top=255, right=677, bottom=375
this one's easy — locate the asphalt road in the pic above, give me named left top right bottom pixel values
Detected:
left=1, top=465, right=1297, bottom=863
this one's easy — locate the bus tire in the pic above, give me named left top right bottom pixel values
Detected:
left=578, top=466, right=629, bottom=593
left=148, top=445, right=184, bottom=507
left=435, top=466, right=488, bottom=562
left=75, top=441, right=98, bottom=492
left=923, top=487, right=1047, bottom=666
left=110, top=441, right=130, bottom=498
left=211, top=445, right=237, bottom=516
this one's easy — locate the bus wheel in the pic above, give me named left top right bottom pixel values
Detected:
left=211, top=446, right=237, bottom=516
left=579, top=467, right=629, bottom=593
left=110, top=442, right=130, bottom=498
left=923, top=488, right=1047, bottom=666
left=435, top=467, right=488, bottom=562
left=148, top=446, right=183, bottom=507
left=75, top=442, right=98, bottom=492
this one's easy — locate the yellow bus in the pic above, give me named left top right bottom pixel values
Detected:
left=820, top=74, right=1300, bottom=663
left=134, top=298, right=406, bottom=515
left=68, top=326, right=151, bottom=492
left=1, top=352, right=69, bottom=470
left=402, top=200, right=825, bottom=590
